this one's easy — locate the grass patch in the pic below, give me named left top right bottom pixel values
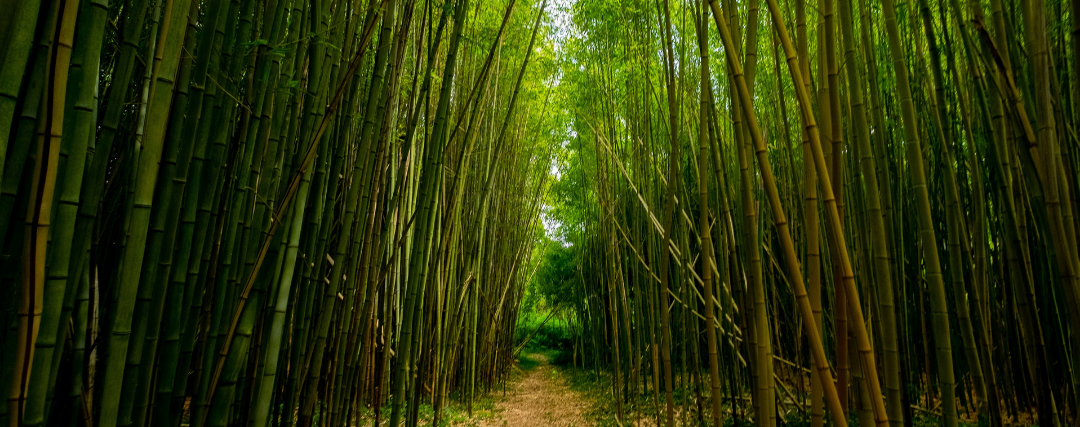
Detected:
left=348, top=391, right=504, bottom=427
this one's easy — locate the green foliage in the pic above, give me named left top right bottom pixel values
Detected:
left=515, top=314, right=574, bottom=354
left=517, top=237, right=583, bottom=362
left=531, top=239, right=581, bottom=307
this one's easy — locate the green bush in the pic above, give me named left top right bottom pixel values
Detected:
left=515, top=317, right=573, bottom=351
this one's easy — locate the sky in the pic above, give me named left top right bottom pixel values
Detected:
left=539, top=0, right=576, bottom=246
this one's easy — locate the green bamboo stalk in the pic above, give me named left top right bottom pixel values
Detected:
left=836, top=0, right=904, bottom=423
left=696, top=6, right=724, bottom=424
left=876, top=0, right=960, bottom=422
left=657, top=1, right=678, bottom=424
left=0, top=0, right=43, bottom=186
left=21, top=0, right=107, bottom=424
left=711, top=2, right=893, bottom=425
left=97, top=1, right=193, bottom=426
left=9, top=1, right=78, bottom=424
left=386, top=0, right=467, bottom=424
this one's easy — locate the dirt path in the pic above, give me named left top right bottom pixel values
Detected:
left=479, top=353, right=589, bottom=427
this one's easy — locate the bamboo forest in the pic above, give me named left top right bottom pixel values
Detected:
left=3, top=0, right=1080, bottom=425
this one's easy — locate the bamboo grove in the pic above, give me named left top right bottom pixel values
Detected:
left=4, top=0, right=1080, bottom=424
left=0, top=0, right=560, bottom=426
left=539, top=0, right=1080, bottom=426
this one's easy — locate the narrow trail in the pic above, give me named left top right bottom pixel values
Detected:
left=479, top=353, right=589, bottom=427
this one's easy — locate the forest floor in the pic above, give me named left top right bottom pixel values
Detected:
left=363, top=351, right=1012, bottom=427
left=473, top=352, right=590, bottom=427
left=357, top=351, right=591, bottom=426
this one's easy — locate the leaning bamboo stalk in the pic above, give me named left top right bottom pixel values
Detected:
left=707, top=3, right=845, bottom=426
left=278, top=9, right=387, bottom=425
left=709, top=2, right=892, bottom=426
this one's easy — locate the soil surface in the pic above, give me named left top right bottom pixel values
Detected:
left=479, top=353, right=589, bottom=427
